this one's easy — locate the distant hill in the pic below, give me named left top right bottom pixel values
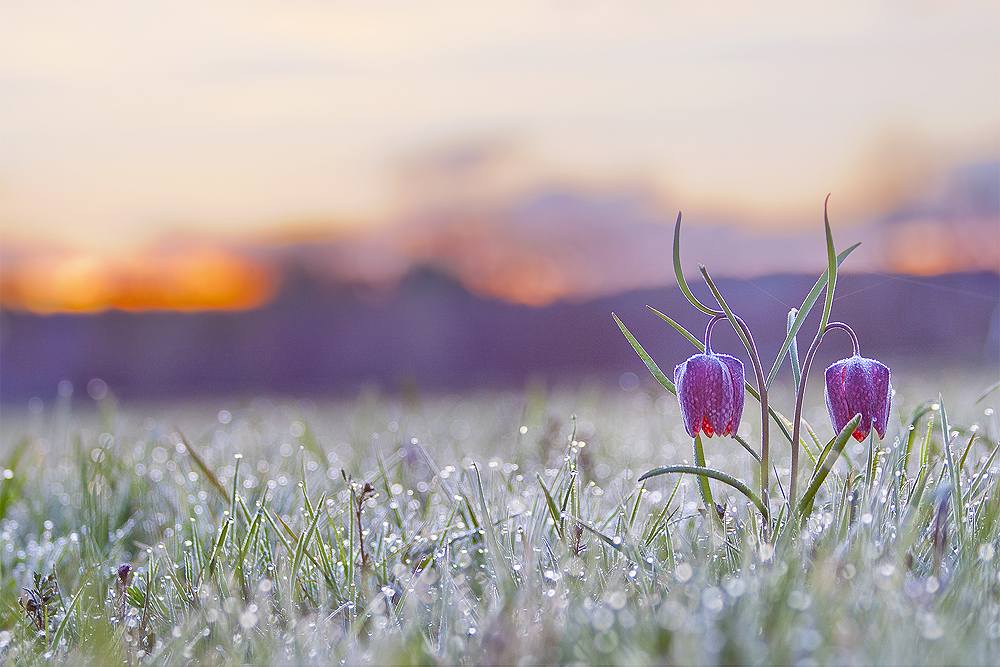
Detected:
left=1, top=267, right=996, bottom=404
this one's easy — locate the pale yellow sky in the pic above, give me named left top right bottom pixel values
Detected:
left=1, top=1, right=997, bottom=252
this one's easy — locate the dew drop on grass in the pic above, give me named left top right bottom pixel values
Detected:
left=607, top=590, right=626, bottom=610
left=702, top=587, right=724, bottom=612
left=919, top=613, right=944, bottom=641
left=787, top=590, right=812, bottom=610
left=675, top=562, right=693, bottom=583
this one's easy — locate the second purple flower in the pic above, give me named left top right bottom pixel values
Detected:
left=824, top=354, right=891, bottom=441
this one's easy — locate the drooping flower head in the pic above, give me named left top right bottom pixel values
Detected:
left=824, top=354, right=891, bottom=441
left=674, top=351, right=745, bottom=438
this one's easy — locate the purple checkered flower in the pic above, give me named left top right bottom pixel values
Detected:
left=674, top=351, right=745, bottom=438
left=824, top=354, right=891, bottom=441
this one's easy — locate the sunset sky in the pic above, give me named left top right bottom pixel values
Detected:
left=1, top=1, right=997, bottom=256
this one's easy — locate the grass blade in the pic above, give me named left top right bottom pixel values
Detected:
left=536, top=473, right=564, bottom=540
left=51, top=575, right=92, bottom=651
left=964, top=439, right=1000, bottom=505
left=974, top=380, right=1000, bottom=404
left=939, top=396, right=964, bottom=549
left=820, top=195, right=838, bottom=332
left=692, top=433, right=720, bottom=527
left=472, top=463, right=513, bottom=593
left=613, top=312, right=675, bottom=393
left=290, top=494, right=325, bottom=588
left=638, top=464, right=768, bottom=520
left=765, top=243, right=860, bottom=388
left=178, top=431, right=227, bottom=500
left=672, top=211, right=717, bottom=315
left=787, top=309, right=801, bottom=389
left=203, top=517, right=231, bottom=581
left=628, top=480, right=646, bottom=530
left=797, top=414, right=862, bottom=520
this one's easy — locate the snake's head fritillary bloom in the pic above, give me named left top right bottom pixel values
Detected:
left=674, top=352, right=745, bottom=438
left=824, top=354, right=891, bottom=441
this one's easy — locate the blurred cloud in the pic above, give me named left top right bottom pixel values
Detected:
left=1, top=0, right=997, bottom=259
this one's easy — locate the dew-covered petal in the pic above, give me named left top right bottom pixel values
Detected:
left=866, top=358, right=891, bottom=438
left=844, top=358, right=877, bottom=440
left=717, top=354, right=745, bottom=436
left=675, top=353, right=733, bottom=439
left=674, top=359, right=699, bottom=438
left=824, top=359, right=853, bottom=437
left=826, top=354, right=892, bottom=441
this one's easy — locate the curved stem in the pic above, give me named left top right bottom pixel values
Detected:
left=789, top=321, right=860, bottom=513
left=703, top=314, right=726, bottom=353
left=732, top=313, right=770, bottom=528
left=698, top=265, right=771, bottom=537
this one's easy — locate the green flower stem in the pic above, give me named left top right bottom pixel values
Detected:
left=698, top=265, right=771, bottom=536
left=692, top=433, right=722, bottom=529
left=789, top=322, right=859, bottom=512
left=795, top=413, right=862, bottom=523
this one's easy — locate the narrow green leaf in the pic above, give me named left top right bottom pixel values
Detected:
left=51, top=576, right=91, bottom=651
left=765, top=243, right=860, bottom=388
left=536, top=474, right=564, bottom=540
left=178, top=432, right=227, bottom=500
left=461, top=492, right=480, bottom=530
left=613, top=313, right=675, bottom=393
left=975, top=380, right=1000, bottom=404
left=672, top=212, right=717, bottom=315
left=787, top=309, right=801, bottom=390
left=902, top=467, right=930, bottom=529
left=820, top=195, right=838, bottom=331
left=902, top=403, right=934, bottom=473
left=797, top=414, right=862, bottom=519
left=647, top=306, right=702, bottom=353
left=237, top=508, right=263, bottom=568
left=638, top=464, right=768, bottom=520
left=920, top=414, right=935, bottom=471
left=642, top=478, right=680, bottom=549
left=628, top=481, right=646, bottom=530
left=290, top=494, right=326, bottom=587
left=570, top=515, right=641, bottom=563
left=958, top=432, right=977, bottom=472
left=472, top=463, right=513, bottom=591
left=964, top=439, right=1000, bottom=505
left=268, top=509, right=299, bottom=551
left=939, top=397, right=964, bottom=547
left=190, top=517, right=207, bottom=577
left=203, top=517, right=231, bottom=581
left=692, top=434, right=719, bottom=526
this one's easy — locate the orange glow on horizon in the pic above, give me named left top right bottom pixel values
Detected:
left=0, top=247, right=277, bottom=314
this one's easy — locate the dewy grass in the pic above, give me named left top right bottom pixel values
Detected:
left=1, top=200, right=997, bottom=665
left=0, top=380, right=996, bottom=666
